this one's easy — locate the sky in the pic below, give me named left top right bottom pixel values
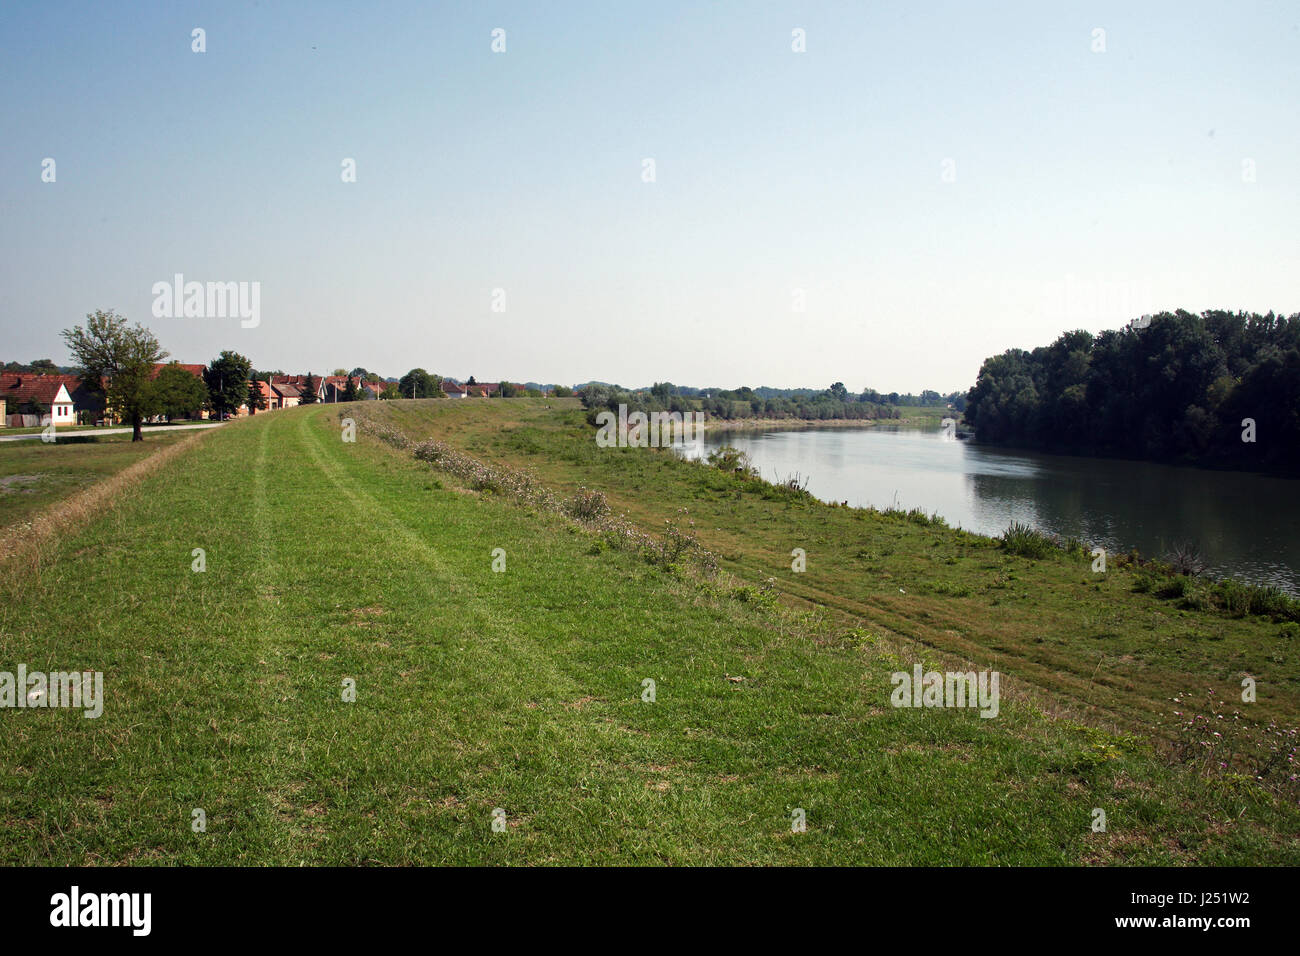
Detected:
left=2, top=1, right=1297, bottom=392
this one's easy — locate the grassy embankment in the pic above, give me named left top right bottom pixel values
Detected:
left=0, top=431, right=192, bottom=530
left=0, top=400, right=1295, bottom=864
left=376, top=400, right=1298, bottom=730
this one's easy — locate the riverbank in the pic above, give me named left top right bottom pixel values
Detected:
left=694, top=406, right=953, bottom=434
left=2, top=399, right=1295, bottom=864
left=374, top=399, right=1299, bottom=741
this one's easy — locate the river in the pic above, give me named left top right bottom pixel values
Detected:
left=679, top=424, right=1300, bottom=594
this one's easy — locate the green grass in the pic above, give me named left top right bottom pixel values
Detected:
left=0, top=431, right=190, bottom=529
left=373, top=401, right=1299, bottom=725
left=0, top=402, right=1296, bottom=864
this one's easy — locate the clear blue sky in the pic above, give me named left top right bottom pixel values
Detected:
left=2, top=1, right=1297, bottom=391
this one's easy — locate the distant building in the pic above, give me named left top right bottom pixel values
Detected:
left=251, top=380, right=274, bottom=412
left=0, top=372, right=78, bottom=427
left=151, top=362, right=205, bottom=380
left=271, top=374, right=327, bottom=402
left=271, top=382, right=301, bottom=409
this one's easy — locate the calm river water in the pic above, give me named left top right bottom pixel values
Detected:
left=680, top=425, right=1300, bottom=594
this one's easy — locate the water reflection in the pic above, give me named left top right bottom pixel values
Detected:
left=681, top=426, right=1300, bottom=593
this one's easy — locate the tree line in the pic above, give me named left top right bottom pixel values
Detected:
left=964, top=310, right=1300, bottom=472
left=578, top=381, right=957, bottom=424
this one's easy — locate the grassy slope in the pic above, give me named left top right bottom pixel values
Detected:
left=1, top=402, right=1296, bottom=864
left=0, top=432, right=190, bottom=529
left=377, top=399, right=1299, bottom=737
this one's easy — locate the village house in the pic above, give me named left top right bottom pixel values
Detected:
left=0, top=372, right=81, bottom=427
left=153, top=362, right=206, bottom=379
left=252, top=380, right=275, bottom=411
left=318, top=376, right=382, bottom=402
left=270, top=374, right=326, bottom=402
left=442, top=380, right=499, bottom=398
left=270, top=382, right=301, bottom=408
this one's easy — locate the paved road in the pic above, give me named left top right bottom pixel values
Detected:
left=0, top=422, right=224, bottom=443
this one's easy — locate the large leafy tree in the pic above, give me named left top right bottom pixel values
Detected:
left=153, top=362, right=208, bottom=420
left=398, top=368, right=441, bottom=399
left=204, top=351, right=254, bottom=420
left=61, top=310, right=166, bottom=441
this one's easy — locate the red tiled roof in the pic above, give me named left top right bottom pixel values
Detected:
left=271, top=374, right=318, bottom=387
left=0, top=373, right=76, bottom=405
left=151, top=363, right=205, bottom=379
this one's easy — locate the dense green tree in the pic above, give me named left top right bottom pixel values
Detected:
left=61, top=310, right=166, bottom=441
left=398, top=368, right=440, bottom=398
left=153, top=362, right=208, bottom=419
left=299, top=372, right=318, bottom=404
left=204, top=351, right=255, bottom=420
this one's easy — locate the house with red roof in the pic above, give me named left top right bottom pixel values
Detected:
left=318, top=376, right=383, bottom=402
left=270, top=374, right=326, bottom=402
left=250, top=379, right=274, bottom=412
left=270, top=382, right=301, bottom=409
left=151, top=362, right=205, bottom=380
left=0, top=373, right=77, bottom=427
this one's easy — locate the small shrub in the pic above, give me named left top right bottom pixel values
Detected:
left=706, top=446, right=755, bottom=475
left=731, top=578, right=779, bottom=608
left=1165, top=541, right=1207, bottom=577
left=565, top=487, right=611, bottom=523
left=1215, top=579, right=1253, bottom=617
left=1001, top=521, right=1053, bottom=559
